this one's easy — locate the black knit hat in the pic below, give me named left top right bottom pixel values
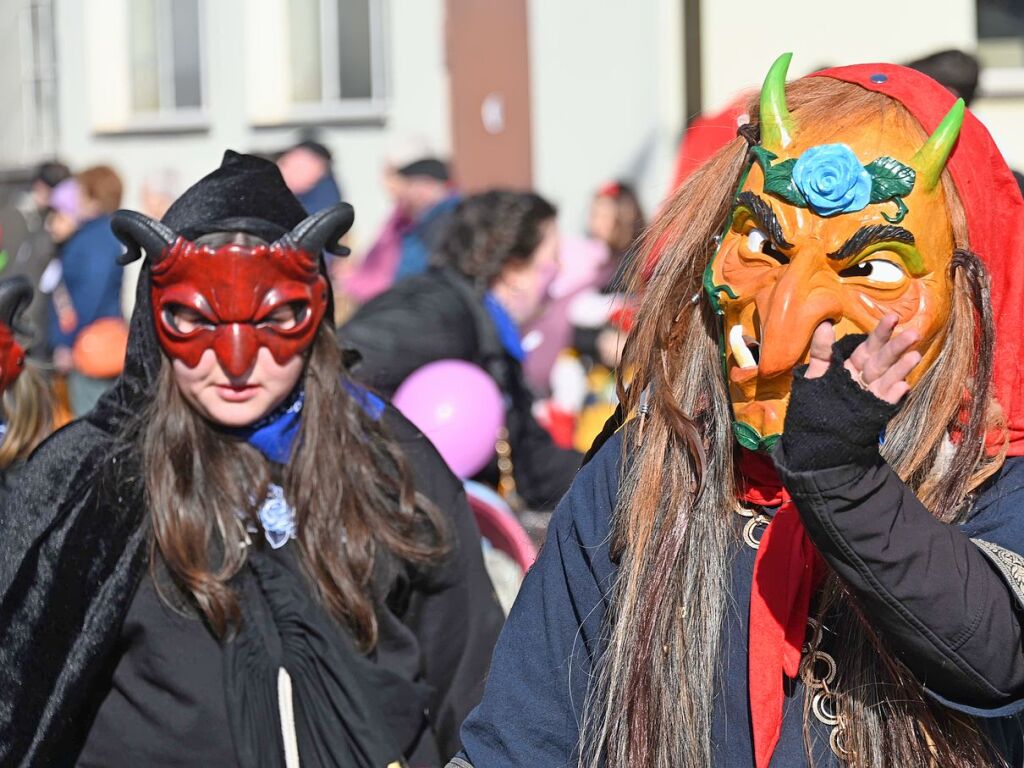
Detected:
left=395, top=157, right=449, bottom=182
left=162, top=150, right=309, bottom=242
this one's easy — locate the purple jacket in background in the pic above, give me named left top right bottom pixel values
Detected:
left=340, top=206, right=411, bottom=304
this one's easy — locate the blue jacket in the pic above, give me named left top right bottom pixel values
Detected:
left=296, top=173, right=342, bottom=215
left=394, top=194, right=460, bottom=282
left=48, top=216, right=124, bottom=349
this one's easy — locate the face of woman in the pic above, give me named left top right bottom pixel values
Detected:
left=588, top=195, right=619, bottom=246
left=495, top=218, right=560, bottom=325
left=151, top=236, right=329, bottom=429
left=172, top=346, right=305, bottom=427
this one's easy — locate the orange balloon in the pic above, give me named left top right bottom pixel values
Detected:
left=72, top=317, right=129, bottom=379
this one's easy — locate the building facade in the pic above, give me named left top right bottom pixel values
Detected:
left=0, top=0, right=1021, bottom=242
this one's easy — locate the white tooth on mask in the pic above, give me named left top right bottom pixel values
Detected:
left=729, top=324, right=757, bottom=369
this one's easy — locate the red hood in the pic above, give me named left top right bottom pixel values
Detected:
left=814, top=63, right=1024, bottom=456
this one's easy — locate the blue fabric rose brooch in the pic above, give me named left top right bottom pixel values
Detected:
left=751, top=143, right=916, bottom=223
left=257, top=483, right=296, bottom=549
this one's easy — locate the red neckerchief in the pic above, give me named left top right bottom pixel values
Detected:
left=738, top=449, right=826, bottom=768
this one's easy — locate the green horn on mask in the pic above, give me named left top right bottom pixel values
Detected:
left=760, top=52, right=797, bottom=151
left=911, top=98, right=965, bottom=192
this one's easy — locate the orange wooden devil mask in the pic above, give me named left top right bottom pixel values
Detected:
left=706, top=54, right=964, bottom=450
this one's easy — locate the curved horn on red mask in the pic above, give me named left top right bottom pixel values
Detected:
left=277, top=202, right=355, bottom=257
left=111, top=209, right=179, bottom=266
left=0, top=275, right=33, bottom=335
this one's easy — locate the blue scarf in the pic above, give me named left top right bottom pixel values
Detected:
left=483, top=292, right=525, bottom=362
left=229, top=387, right=305, bottom=465
left=231, top=382, right=386, bottom=549
left=230, top=381, right=385, bottom=465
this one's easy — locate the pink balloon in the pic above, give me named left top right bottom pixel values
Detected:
left=393, top=360, right=506, bottom=478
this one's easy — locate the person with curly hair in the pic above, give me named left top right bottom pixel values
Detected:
left=341, top=189, right=581, bottom=510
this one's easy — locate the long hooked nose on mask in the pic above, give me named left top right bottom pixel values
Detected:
left=213, top=323, right=261, bottom=379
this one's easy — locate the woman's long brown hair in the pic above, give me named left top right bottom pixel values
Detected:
left=582, top=77, right=1005, bottom=767
left=0, top=364, right=55, bottom=470
left=141, top=324, right=449, bottom=649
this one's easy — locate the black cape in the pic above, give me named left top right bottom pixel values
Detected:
left=0, top=258, right=504, bottom=765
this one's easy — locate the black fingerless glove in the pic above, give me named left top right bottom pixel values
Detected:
left=780, top=334, right=901, bottom=471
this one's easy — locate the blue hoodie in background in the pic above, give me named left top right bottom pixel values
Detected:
left=296, top=173, right=343, bottom=215
left=48, top=215, right=124, bottom=350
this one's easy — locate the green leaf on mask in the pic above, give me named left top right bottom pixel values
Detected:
left=733, top=421, right=763, bottom=451
left=751, top=146, right=807, bottom=207
left=865, top=156, right=916, bottom=203
left=732, top=421, right=781, bottom=453
left=750, top=145, right=777, bottom=166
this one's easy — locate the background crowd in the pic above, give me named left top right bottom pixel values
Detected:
left=0, top=41, right=1019, bottom=599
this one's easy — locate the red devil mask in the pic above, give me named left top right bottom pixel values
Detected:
left=0, top=323, right=26, bottom=393
left=150, top=238, right=328, bottom=376
left=0, top=276, right=32, bottom=394
left=111, top=204, right=353, bottom=377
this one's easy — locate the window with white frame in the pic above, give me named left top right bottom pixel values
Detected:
left=21, top=0, right=58, bottom=159
left=247, top=0, right=387, bottom=126
left=282, top=0, right=385, bottom=120
left=977, top=0, right=1024, bottom=95
left=128, top=0, right=204, bottom=117
left=86, top=0, right=206, bottom=133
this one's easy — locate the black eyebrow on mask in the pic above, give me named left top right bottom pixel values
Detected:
left=826, top=225, right=916, bottom=262
left=734, top=192, right=793, bottom=249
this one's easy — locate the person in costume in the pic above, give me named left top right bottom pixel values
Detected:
left=523, top=180, right=645, bottom=395
left=0, top=151, right=504, bottom=767
left=0, top=275, right=51, bottom=480
left=449, top=54, right=1024, bottom=768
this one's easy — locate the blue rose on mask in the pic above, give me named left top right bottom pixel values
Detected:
left=791, top=144, right=872, bottom=217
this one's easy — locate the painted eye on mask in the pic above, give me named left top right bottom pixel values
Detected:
left=745, top=228, right=789, bottom=264
left=838, top=259, right=905, bottom=285
left=164, top=304, right=215, bottom=334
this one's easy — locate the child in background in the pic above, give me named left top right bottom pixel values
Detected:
left=45, top=166, right=126, bottom=416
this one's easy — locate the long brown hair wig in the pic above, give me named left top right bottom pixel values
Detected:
left=582, top=77, right=1004, bottom=768
left=140, top=321, right=449, bottom=649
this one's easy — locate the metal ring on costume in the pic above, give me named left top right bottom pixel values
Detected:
left=742, top=514, right=771, bottom=549
left=802, top=649, right=837, bottom=689
left=829, top=722, right=853, bottom=759
left=804, top=617, right=823, bottom=652
left=812, top=691, right=840, bottom=727
left=735, top=505, right=756, bottom=519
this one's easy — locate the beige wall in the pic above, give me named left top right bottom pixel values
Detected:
left=701, top=0, right=976, bottom=112
left=528, top=0, right=685, bottom=230
left=973, top=97, right=1024, bottom=172
left=700, top=0, right=1024, bottom=170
